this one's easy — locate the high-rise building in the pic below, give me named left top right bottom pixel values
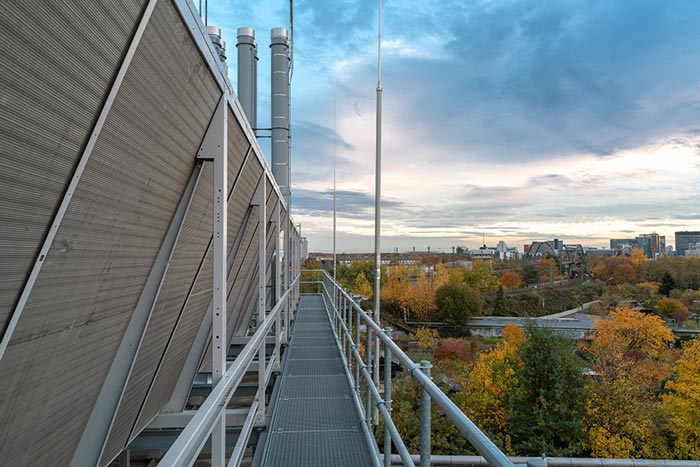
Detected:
left=675, top=231, right=700, bottom=256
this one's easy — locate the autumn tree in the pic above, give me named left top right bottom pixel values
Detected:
left=630, top=247, right=647, bottom=269
left=435, top=282, right=481, bottom=324
left=499, top=271, right=522, bottom=290
left=415, top=327, right=439, bottom=351
left=406, top=272, right=436, bottom=320
left=461, top=324, right=525, bottom=451
left=662, top=339, right=700, bottom=459
left=463, top=260, right=498, bottom=293
left=508, top=323, right=585, bottom=456
left=352, top=272, right=373, bottom=298
left=382, top=264, right=410, bottom=306
left=612, top=263, right=637, bottom=285
left=538, top=258, right=558, bottom=283
left=656, top=297, right=690, bottom=325
left=583, top=308, right=674, bottom=458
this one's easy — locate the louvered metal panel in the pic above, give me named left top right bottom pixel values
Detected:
left=0, top=1, right=222, bottom=465
left=0, top=0, right=145, bottom=331
left=92, top=2, right=223, bottom=463
left=128, top=116, right=254, bottom=440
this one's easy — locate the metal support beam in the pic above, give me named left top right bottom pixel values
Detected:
left=254, top=177, right=266, bottom=424
left=196, top=91, right=229, bottom=467
left=420, top=361, right=432, bottom=467
left=273, top=201, right=281, bottom=371
left=0, top=0, right=160, bottom=360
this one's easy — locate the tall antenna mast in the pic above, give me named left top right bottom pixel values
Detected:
left=333, top=100, right=337, bottom=287
left=373, top=0, right=383, bottom=419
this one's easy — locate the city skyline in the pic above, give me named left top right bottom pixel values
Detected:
left=210, top=1, right=700, bottom=252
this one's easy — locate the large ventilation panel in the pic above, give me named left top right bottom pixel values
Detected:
left=0, top=0, right=145, bottom=330
left=0, top=0, right=221, bottom=465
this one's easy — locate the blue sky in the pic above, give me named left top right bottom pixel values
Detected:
left=210, top=0, right=700, bottom=253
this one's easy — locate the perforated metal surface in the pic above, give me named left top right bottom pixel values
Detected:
left=263, top=295, right=374, bottom=467
left=0, top=0, right=145, bottom=324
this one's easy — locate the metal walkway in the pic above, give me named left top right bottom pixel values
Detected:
left=262, top=294, right=375, bottom=467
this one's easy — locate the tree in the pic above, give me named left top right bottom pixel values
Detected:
left=382, top=264, right=410, bottom=305
left=464, top=260, right=498, bottom=293
left=435, top=282, right=481, bottom=324
left=406, top=272, right=436, bottom=320
left=584, top=308, right=674, bottom=458
left=612, top=264, right=637, bottom=285
left=656, top=297, right=690, bottom=325
left=460, top=324, right=525, bottom=451
left=522, top=264, right=539, bottom=285
left=352, top=272, right=373, bottom=298
left=662, top=339, right=700, bottom=459
left=415, top=327, right=439, bottom=351
left=631, top=247, right=647, bottom=268
left=659, top=272, right=677, bottom=297
left=493, top=285, right=509, bottom=316
left=508, top=323, right=585, bottom=456
left=538, top=258, right=558, bottom=283
left=499, top=271, right=522, bottom=290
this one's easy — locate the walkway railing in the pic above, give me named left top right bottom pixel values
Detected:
left=304, top=269, right=516, bottom=467
left=158, top=274, right=300, bottom=467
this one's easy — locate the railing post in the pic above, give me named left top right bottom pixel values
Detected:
left=355, top=307, right=361, bottom=395
left=342, top=294, right=347, bottom=360
left=383, top=327, right=393, bottom=467
left=365, top=320, right=373, bottom=428
left=420, top=360, right=433, bottom=467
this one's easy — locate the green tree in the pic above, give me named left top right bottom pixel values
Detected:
left=508, top=323, right=585, bottom=456
left=463, top=260, right=498, bottom=292
left=493, top=285, right=509, bottom=316
left=522, top=264, right=539, bottom=285
left=659, top=272, right=676, bottom=297
left=435, top=282, right=481, bottom=324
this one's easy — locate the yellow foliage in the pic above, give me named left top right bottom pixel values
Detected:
left=415, top=327, right=439, bottom=351
left=631, top=247, right=647, bottom=268
left=592, top=307, right=673, bottom=359
left=584, top=308, right=675, bottom=458
left=383, top=264, right=410, bottom=304
left=460, top=324, right=524, bottom=440
left=662, top=339, right=700, bottom=459
left=352, top=272, right=373, bottom=298
left=406, top=272, right=436, bottom=320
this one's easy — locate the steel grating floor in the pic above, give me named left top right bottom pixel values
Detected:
left=262, top=294, right=375, bottom=467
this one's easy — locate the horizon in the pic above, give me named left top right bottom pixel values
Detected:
left=209, top=1, right=700, bottom=253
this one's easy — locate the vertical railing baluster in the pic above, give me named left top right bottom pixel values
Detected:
left=383, top=327, right=393, bottom=467
left=420, top=360, right=433, bottom=467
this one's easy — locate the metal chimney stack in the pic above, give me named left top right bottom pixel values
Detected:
left=270, top=28, right=290, bottom=206
left=236, top=27, right=257, bottom=129
left=206, top=25, right=228, bottom=73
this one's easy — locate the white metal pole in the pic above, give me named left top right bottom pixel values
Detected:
left=373, top=0, right=383, bottom=421
left=333, top=99, right=337, bottom=301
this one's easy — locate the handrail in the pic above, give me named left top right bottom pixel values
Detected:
left=159, top=274, right=300, bottom=467
left=306, top=269, right=514, bottom=467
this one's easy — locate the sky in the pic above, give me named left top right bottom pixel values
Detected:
left=209, top=0, right=700, bottom=253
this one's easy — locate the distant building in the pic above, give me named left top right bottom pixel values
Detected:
left=300, top=237, right=309, bottom=261
left=687, top=244, right=700, bottom=257
left=611, top=233, right=666, bottom=258
left=676, top=231, right=700, bottom=257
